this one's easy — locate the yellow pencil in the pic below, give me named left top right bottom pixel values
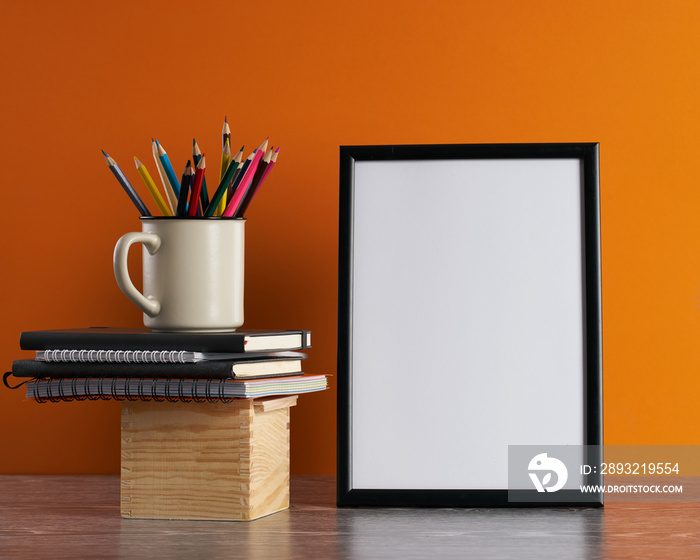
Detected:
left=151, top=138, right=177, bottom=214
left=217, top=138, right=232, bottom=216
left=134, top=157, right=172, bottom=216
left=222, top=116, right=231, bottom=150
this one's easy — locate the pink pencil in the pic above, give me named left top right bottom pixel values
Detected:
left=234, top=147, right=278, bottom=218
left=222, top=149, right=264, bottom=217
left=187, top=155, right=206, bottom=216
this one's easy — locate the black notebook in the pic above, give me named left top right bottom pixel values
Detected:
left=19, top=327, right=312, bottom=353
left=11, top=355, right=305, bottom=380
left=25, top=374, right=328, bottom=402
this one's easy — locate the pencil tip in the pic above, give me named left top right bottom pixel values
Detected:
left=134, top=156, right=142, bottom=166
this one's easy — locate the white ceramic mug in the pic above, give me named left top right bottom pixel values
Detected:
left=113, top=217, right=245, bottom=332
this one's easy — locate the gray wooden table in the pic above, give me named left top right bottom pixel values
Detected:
left=1, top=475, right=698, bottom=559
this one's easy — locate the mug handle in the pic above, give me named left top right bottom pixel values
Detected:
left=113, top=232, right=162, bottom=317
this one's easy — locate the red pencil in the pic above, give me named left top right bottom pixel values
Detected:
left=188, top=155, right=206, bottom=216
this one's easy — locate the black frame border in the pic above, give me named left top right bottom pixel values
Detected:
left=337, top=143, right=602, bottom=508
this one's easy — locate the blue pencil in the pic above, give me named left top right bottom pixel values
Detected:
left=102, top=151, right=151, bottom=216
left=155, top=140, right=181, bottom=198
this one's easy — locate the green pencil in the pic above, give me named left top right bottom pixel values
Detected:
left=204, top=146, right=243, bottom=216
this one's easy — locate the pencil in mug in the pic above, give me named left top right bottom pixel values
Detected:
left=222, top=116, right=231, bottom=150
left=250, top=147, right=273, bottom=191
left=156, top=140, right=181, bottom=198
left=256, top=137, right=270, bottom=157
left=188, top=155, right=206, bottom=216
left=226, top=145, right=245, bottom=207
left=203, top=147, right=243, bottom=217
left=232, top=147, right=270, bottom=217
left=192, top=139, right=210, bottom=210
left=217, top=138, right=232, bottom=216
left=223, top=148, right=264, bottom=217
left=151, top=139, right=177, bottom=213
left=217, top=117, right=232, bottom=214
left=102, top=151, right=151, bottom=216
left=225, top=139, right=266, bottom=207
left=223, top=139, right=268, bottom=215
left=221, top=152, right=253, bottom=212
left=176, top=160, right=193, bottom=216
left=235, top=147, right=278, bottom=218
left=134, top=157, right=172, bottom=216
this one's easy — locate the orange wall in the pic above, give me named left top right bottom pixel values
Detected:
left=2, top=0, right=699, bottom=475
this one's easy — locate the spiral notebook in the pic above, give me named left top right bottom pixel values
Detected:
left=25, top=374, right=328, bottom=402
left=34, top=349, right=305, bottom=365
left=11, top=355, right=306, bottom=380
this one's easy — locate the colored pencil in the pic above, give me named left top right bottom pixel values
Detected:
left=217, top=138, right=232, bottom=215
left=152, top=139, right=177, bottom=213
left=226, top=145, right=245, bottom=204
left=251, top=147, right=273, bottom=189
left=192, top=139, right=210, bottom=210
left=176, top=161, right=193, bottom=216
left=256, top=137, right=269, bottom=154
left=232, top=144, right=245, bottom=165
left=105, top=123, right=275, bottom=220
left=134, top=157, right=172, bottom=216
left=235, top=147, right=278, bottom=218
left=218, top=116, right=231, bottom=215
left=203, top=146, right=243, bottom=217
left=239, top=147, right=272, bottom=208
left=223, top=151, right=254, bottom=210
left=156, top=140, right=181, bottom=198
left=223, top=148, right=264, bottom=217
left=222, top=116, right=231, bottom=150
left=102, top=151, right=151, bottom=216
left=188, top=156, right=206, bottom=216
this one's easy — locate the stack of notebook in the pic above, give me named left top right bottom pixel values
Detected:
left=5, top=327, right=327, bottom=402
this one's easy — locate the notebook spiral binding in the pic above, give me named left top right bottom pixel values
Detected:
left=39, top=349, right=193, bottom=364
left=30, top=376, right=238, bottom=404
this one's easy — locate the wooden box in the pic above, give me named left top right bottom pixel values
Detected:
left=120, top=395, right=297, bottom=521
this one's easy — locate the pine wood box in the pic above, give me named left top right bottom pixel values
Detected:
left=120, top=395, right=297, bottom=521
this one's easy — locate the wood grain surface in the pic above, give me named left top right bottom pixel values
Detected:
left=1, top=476, right=699, bottom=559
left=121, top=398, right=295, bottom=521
